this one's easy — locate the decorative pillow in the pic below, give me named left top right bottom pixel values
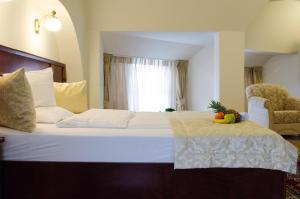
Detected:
left=36, top=106, right=74, bottom=124
left=25, top=68, right=56, bottom=107
left=0, top=68, right=36, bottom=132
left=54, top=80, right=88, bottom=113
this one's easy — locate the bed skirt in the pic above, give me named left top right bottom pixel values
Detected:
left=1, top=161, right=286, bottom=199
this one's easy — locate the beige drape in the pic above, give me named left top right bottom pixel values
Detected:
left=244, top=66, right=263, bottom=110
left=108, top=56, right=129, bottom=110
left=176, top=60, right=188, bottom=111
left=104, top=54, right=188, bottom=111
left=244, top=66, right=263, bottom=87
left=103, top=53, right=113, bottom=108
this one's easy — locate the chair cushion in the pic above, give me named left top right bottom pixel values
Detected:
left=274, top=110, right=300, bottom=124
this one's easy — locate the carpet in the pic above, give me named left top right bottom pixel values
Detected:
left=286, top=161, right=300, bottom=199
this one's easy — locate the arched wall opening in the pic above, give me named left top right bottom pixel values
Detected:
left=0, top=0, right=84, bottom=82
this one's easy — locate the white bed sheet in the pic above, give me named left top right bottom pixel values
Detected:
left=1, top=111, right=295, bottom=173
left=0, top=124, right=174, bottom=163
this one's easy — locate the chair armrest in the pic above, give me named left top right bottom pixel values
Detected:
left=247, top=96, right=273, bottom=128
left=248, top=96, right=272, bottom=110
left=285, top=97, right=300, bottom=110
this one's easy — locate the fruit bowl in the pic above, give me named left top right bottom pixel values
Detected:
left=208, top=100, right=241, bottom=124
left=214, top=114, right=235, bottom=124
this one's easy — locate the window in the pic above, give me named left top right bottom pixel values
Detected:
left=126, top=58, right=177, bottom=112
left=106, top=55, right=187, bottom=112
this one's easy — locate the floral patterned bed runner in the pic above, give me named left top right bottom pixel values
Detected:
left=168, top=112, right=298, bottom=174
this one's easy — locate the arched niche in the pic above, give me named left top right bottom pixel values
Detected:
left=30, top=0, right=84, bottom=82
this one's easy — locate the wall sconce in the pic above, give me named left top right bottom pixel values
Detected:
left=34, top=10, right=62, bottom=34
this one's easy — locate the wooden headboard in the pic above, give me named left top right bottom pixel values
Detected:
left=0, top=45, right=66, bottom=82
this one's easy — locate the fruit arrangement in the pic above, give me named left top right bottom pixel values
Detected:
left=208, top=100, right=241, bottom=124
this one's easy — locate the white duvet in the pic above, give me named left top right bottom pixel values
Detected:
left=57, top=109, right=133, bottom=129
left=128, top=112, right=171, bottom=129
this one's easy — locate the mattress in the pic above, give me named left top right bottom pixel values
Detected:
left=0, top=111, right=296, bottom=173
left=0, top=113, right=174, bottom=163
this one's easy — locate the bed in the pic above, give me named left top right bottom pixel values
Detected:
left=0, top=45, right=296, bottom=199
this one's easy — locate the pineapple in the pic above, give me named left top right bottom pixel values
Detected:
left=208, top=100, right=227, bottom=113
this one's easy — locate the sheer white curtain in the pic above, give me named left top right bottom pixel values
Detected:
left=126, top=58, right=176, bottom=112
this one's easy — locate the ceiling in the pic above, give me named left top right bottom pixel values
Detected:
left=120, top=32, right=215, bottom=46
left=101, top=32, right=215, bottom=60
left=244, top=49, right=286, bottom=66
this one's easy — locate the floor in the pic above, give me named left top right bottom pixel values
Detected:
left=285, top=136, right=300, bottom=151
left=285, top=136, right=300, bottom=199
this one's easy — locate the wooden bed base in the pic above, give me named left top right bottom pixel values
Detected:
left=1, top=161, right=286, bottom=199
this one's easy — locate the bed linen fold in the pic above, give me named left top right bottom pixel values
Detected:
left=169, top=112, right=298, bottom=174
left=57, top=109, right=133, bottom=129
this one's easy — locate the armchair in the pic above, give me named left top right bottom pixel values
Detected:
left=246, top=83, right=300, bottom=135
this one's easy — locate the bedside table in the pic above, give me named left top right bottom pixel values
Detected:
left=0, top=137, right=4, bottom=199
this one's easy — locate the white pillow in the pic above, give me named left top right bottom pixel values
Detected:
left=4, top=68, right=56, bottom=107
left=36, top=106, right=74, bottom=124
left=25, top=68, right=56, bottom=107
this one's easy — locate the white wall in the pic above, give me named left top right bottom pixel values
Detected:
left=247, top=1, right=300, bottom=53
left=188, top=45, right=215, bottom=111
left=189, top=32, right=245, bottom=112
left=55, top=16, right=84, bottom=82
left=61, top=0, right=269, bottom=108
left=85, top=0, right=267, bottom=32
left=0, top=0, right=84, bottom=83
left=263, top=54, right=300, bottom=97
left=31, top=0, right=84, bottom=82
left=0, top=0, right=59, bottom=61
left=88, top=31, right=102, bottom=108
left=59, top=0, right=87, bottom=80
left=215, top=32, right=245, bottom=111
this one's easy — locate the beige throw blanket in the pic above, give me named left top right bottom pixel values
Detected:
left=169, top=112, right=298, bottom=174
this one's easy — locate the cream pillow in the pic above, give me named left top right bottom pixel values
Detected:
left=54, top=80, right=88, bottom=113
left=25, top=68, right=56, bottom=107
left=36, top=106, right=74, bottom=124
left=0, top=68, right=36, bottom=132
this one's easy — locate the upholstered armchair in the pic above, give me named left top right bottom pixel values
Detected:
left=246, top=84, right=300, bottom=135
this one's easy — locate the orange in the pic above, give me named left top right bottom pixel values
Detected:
left=215, top=112, right=225, bottom=119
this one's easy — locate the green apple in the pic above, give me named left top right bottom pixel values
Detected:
left=224, top=114, right=236, bottom=124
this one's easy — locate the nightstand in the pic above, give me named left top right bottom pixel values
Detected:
left=0, top=137, right=4, bottom=199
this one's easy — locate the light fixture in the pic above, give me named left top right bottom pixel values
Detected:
left=34, top=10, right=62, bottom=34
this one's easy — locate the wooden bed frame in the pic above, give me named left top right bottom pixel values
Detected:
left=0, top=45, right=66, bottom=82
left=0, top=45, right=286, bottom=199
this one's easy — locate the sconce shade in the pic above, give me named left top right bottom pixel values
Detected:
left=34, top=10, right=61, bottom=34
left=44, top=10, right=61, bottom=32
left=44, top=16, right=61, bottom=32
